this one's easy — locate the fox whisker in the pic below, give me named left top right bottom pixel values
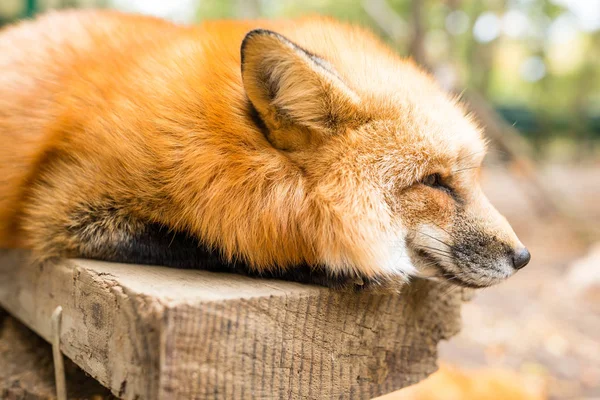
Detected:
left=451, top=166, right=479, bottom=173
left=416, top=230, right=453, bottom=249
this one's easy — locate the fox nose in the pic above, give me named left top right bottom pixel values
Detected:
left=511, top=247, right=531, bottom=270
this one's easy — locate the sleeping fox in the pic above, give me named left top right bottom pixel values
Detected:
left=0, top=10, right=530, bottom=289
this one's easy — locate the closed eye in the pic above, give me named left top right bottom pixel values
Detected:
left=421, top=173, right=454, bottom=194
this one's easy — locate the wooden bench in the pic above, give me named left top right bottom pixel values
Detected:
left=0, top=250, right=465, bottom=399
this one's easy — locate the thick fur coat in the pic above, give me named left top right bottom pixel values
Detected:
left=0, top=10, right=529, bottom=288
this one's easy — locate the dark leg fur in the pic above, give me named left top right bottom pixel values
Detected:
left=67, top=203, right=373, bottom=290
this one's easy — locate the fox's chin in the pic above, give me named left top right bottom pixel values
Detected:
left=409, top=248, right=511, bottom=289
left=438, top=272, right=494, bottom=289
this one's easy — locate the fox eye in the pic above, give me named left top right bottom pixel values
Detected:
left=421, top=173, right=456, bottom=196
left=422, top=173, right=443, bottom=188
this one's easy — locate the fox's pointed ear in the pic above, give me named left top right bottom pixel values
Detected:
left=241, top=29, right=361, bottom=147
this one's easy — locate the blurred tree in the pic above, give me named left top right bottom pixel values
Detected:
left=408, top=0, right=428, bottom=68
left=24, top=0, right=36, bottom=17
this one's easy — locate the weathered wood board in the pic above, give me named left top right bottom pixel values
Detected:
left=0, top=250, right=464, bottom=399
left=0, top=308, right=116, bottom=400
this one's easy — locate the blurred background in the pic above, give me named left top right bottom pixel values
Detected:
left=1, top=0, right=599, bottom=399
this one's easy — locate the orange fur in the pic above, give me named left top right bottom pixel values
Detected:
left=0, top=10, right=527, bottom=286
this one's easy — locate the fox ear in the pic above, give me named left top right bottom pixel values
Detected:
left=240, top=29, right=361, bottom=144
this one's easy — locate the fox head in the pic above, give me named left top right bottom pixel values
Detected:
left=240, top=28, right=530, bottom=288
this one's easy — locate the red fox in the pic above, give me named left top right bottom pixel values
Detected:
left=0, top=10, right=530, bottom=288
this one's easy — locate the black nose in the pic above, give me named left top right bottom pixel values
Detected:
left=512, top=247, right=531, bottom=270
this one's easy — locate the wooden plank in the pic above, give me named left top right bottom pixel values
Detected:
left=0, top=250, right=464, bottom=400
left=0, top=308, right=116, bottom=400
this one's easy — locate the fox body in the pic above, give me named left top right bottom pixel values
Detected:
left=0, top=10, right=529, bottom=288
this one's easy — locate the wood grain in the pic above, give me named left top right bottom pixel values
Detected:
left=0, top=308, right=116, bottom=400
left=0, top=250, right=465, bottom=399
